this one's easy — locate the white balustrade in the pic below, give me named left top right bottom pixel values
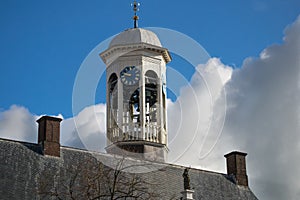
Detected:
left=109, top=123, right=159, bottom=143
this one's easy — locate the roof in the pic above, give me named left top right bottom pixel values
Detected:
left=100, top=28, right=172, bottom=65
left=0, top=138, right=258, bottom=200
left=109, top=28, right=162, bottom=48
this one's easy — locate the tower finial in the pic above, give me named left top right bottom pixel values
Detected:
left=131, top=0, right=140, bottom=28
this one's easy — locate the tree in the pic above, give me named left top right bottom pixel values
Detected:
left=38, top=154, right=165, bottom=200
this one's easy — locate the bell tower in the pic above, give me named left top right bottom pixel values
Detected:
left=100, top=2, right=171, bottom=162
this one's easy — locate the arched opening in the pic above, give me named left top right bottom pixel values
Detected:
left=108, top=73, right=118, bottom=134
left=120, top=83, right=140, bottom=140
left=129, top=88, right=140, bottom=123
left=145, top=70, right=158, bottom=123
left=145, top=70, right=159, bottom=141
left=162, top=88, right=166, bottom=130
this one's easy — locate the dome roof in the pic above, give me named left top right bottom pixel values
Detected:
left=109, top=28, right=162, bottom=48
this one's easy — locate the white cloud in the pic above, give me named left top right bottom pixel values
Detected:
left=167, top=58, right=232, bottom=169
left=0, top=104, right=106, bottom=152
left=168, top=15, right=300, bottom=200
left=0, top=105, right=38, bottom=143
left=219, top=15, right=300, bottom=200
left=61, top=104, right=106, bottom=152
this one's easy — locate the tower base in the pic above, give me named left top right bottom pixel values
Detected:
left=106, top=141, right=168, bottom=162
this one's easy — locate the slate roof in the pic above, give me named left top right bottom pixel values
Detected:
left=0, top=138, right=258, bottom=200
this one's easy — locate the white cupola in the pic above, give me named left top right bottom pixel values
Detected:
left=99, top=1, right=171, bottom=162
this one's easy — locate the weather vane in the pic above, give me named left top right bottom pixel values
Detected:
left=131, top=0, right=140, bottom=28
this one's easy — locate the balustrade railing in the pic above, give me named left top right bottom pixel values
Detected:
left=108, top=123, right=159, bottom=143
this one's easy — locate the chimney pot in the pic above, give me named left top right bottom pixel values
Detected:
left=224, top=151, right=248, bottom=187
left=37, top=116, right=62, bottom=157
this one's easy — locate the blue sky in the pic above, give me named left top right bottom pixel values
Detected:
left=0, top=0, right=299, bottom=118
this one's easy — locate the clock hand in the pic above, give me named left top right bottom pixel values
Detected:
left=124, top=73, right=132, bottom=77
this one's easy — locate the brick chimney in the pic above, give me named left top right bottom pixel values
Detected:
left=224, top=151, right=248, bottom=187
left=37, top=116, right=62, bottom=157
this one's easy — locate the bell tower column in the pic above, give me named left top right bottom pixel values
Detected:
left=117, top=75, right=123, bottom=138
left=139, top=69, right=146, bottom=140
left=158, top=81, right=162, bottom=144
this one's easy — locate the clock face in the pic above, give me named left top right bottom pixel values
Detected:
left=120, top=66, right=140, bottom=85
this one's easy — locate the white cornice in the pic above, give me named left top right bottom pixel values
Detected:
left=100, top=43, right=171, bottom=66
